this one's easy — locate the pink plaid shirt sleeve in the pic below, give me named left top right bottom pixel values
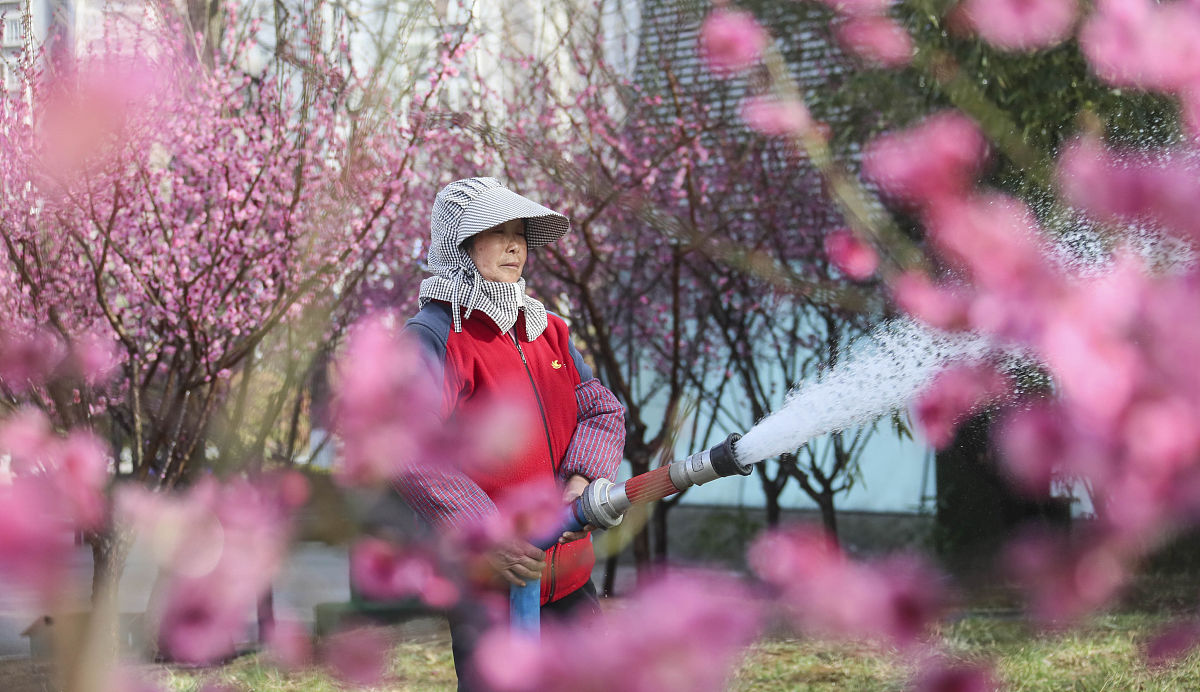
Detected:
left=394, top=462, right=498, bottom=531
left=559, top=379, right=625, bottom=482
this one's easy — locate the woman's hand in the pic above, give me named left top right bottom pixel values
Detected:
left=488, top=540, right=546, bottom=587
left=559, top=474, right=597, bottom=544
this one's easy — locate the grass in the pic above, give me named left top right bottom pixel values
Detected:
left=149, top=613, right=1200, bottom=691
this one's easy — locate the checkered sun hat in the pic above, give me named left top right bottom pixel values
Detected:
left=432, top=177, right=570, bottom=250
left=419, top=178, right=569, bottom=338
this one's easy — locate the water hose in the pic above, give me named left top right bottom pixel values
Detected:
left=510, top=433, right=748, bottom=635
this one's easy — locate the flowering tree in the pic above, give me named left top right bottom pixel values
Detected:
left=13, top=0, right=1200, bottom=690
left=0, top=0, right=482, bottom=607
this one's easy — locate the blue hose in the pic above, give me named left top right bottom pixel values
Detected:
left=509, top=502, right=588, bottom=637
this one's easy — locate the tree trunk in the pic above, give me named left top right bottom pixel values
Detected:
left=257, top=588, right=275, bottom=644
left=626, top=449, right=652, bottom=578
left=632, top=515, right=652, bottom=581
left=764, top=487, right=782, bottom=527
left=65, top=526, right=134, bottom=690
left=89, top=527, right=132, bottom=608
left=602, top=553, right=618, bottom=598
left=652, top=504, right=669, bottom=562
left=816, top=493, right=839, bottom=545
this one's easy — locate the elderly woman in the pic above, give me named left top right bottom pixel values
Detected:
left=396, top=177, right=626, bottom=690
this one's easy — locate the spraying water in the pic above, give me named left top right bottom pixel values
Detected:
left=734, top=319, right=993, bottom=467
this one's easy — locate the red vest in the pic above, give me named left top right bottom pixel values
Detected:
left=436, top=306, right=594, bottom=604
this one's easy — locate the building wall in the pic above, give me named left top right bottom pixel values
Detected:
left=625, top=0, right=936, bottom=515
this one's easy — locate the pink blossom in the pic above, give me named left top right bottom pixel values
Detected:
left=890, top=272, right=972, bottom=331
left=0, top=330, right=66, bottom=393
left=998, top=403, right=1075, bottom=496
left=52, top=430, right=111, bottom=528
left=1182, top=88, right=1200, bottom=141
left=913, top=363, right=1009, bottom=449
left=1057, top=137, right=1200, bottom=241
left=824, top=228, right=879, bottom=279
left=740, top=96, right=813, bottom=137
left=71, top=332, right=121, bottom=385
left=121, top=476, right=298, bottom=663
left=331, top=315, right=444, bottom=485
left=1145, top=621, right=1200, bottom=665
left=473, top=630, right=545, bottom=692
left=0, top=481, right=74, bottom=602
left=815, top=0, right=893, bottom=16
left=332, top=315, right=534, bottom=486
left=749, top=526, right=944, bottom=646
left=322, top=627, right=392, bottom=688
left=156, top=582, right=245, bottom=664
left=959, top=0, right=1078, bottom=52
left=699, top=9, right=768, bottom=76
left=350, top=537, right=460, bottom=607
left=913, top=660, right=999, bottom=692
left=863, top=112, right=987, bottom=208
left=835, top=15, right=914, bottom=67
left=1005, top=530, right=1130, bottom=624
left=925, top=194, right=1051, bottom=299
left=476, top=571, right=761, bottom=692
left=1079, top=0, right=1200, bottom=92
left=492, top=477, right=566, bottom=545
left=264, top=619, right=313, bottom=670
left=0, top=407, right=57, bottom=474
left=0, top=409, right=109, bottom=528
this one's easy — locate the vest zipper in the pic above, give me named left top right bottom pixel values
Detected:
left=510, top=331, right=560, bottom=602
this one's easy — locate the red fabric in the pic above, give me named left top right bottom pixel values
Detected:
left=441, top=309, right=595, bottom=604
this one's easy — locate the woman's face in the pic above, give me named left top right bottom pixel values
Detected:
left=468, top=219, right=527, bottom=283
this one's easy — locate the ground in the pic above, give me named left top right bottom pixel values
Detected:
left=4, top=611, right=1200, bottom=691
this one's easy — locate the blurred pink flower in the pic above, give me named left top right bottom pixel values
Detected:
left=71, top=332, right=121, bottom=385
left=1145, top=621, right=1200, bottom=665
left=350, top=536, right=460, bottom=607
left=0, top=408, right=109, bottom=528
left=836, top=15, right=914, bottom=67
left=322, top=627, right=392, bottom=688
left=476, top=570, right=761, bottom=692
left=1057, top=137, right=1200, bottom=241
left=998, top=403, right=1078, bottom=496
left=699, top=9, right=768, bottom=76
left=0, top=481, right=74, bottom=602
left=0, top=407, right=57, bottom=475
left=913, top=363, right=1009, bottom=449
left=1079, top=0, right=1200, bottom=92
left=740, top=96, right=813, bottom=137
left=749, top=526, right=944, bottom=647
left=863, top=112, right=987, bottom=208
left=332, top=314, right=532, bottom=486
left=332, top=314, right=444, bottom=485
left=924, top=193, right=1051, bottom=298
left=52, top=430, right=111, bottom=528
left=474, top=630, right=545, bottom=692
left=913, top=660, right=999, bottom=692
left=816, top=0, right=893, bottom=16
left=960, top=0, right=1078, bottom=52
left=0, top=329, right=66, bottom=393
left=264, top=619, right=313, bottom=670
left=1005, top=530, right=1130, bottom=624
left=824, top=228, right=879, bottom=280
left=156, top=581, right=245, bottom=664
left=122, top=476, right=299, bottom=663
left=890, top=272, right=972, bottom=331
left=493, top=477, right=567, bottom=545
left=1181, top=88, right=1200, bottom=141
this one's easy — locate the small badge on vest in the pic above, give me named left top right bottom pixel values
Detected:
left=551, top=360, right=564, bottom=369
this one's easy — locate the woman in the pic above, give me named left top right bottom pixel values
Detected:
left=396, top=177, right=626, bottom=689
